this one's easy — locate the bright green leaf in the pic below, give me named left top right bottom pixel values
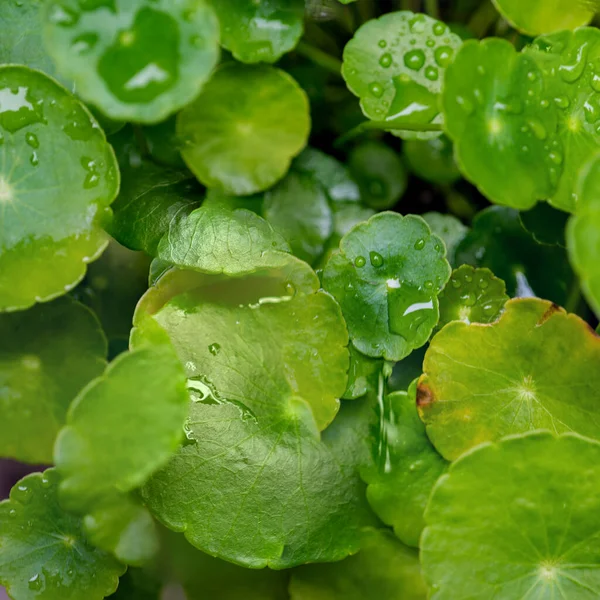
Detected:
left=492, top=0, right=597, bottom=35
left=442, top=38, right=562, bottom=209
left=436, top=264, right=508, bottom=331
left=208, top=0, right=304, bottom=64
left=342, top=11, right=462, bottom=139
left=0, top=469, right=125, bottom=600
left=177, top=63, right=310, bottom=195
left=43, top=0, right=220, bottom=123
left=422, top=432, right=600, bottom=599
left=348, top=141, right=407, bottom=210
left=323, top=212, right=451, bottom=361
left=0, top=297, right=106, bottom=463
left=0, top=66, right=119, bottom=311
left=418, top=298, right=600, bottom=460
left=54, top=345, right=189, bottom=510
left=422, top=212, right=468, bottom=266
left=363, top=383, right=448, bottom=548
left=290, top=528, right=428, bottom=600
left=403, top=135, right=461, bottom=185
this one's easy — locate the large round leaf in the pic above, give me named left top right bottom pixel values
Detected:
left=492, top=0, right=596, bottom=35
left=43, top=0, right=220, bottom=123
left=525, top=29, right=600, bottom=212
left=0, top=66, right=119, bottom=311
left=0, top=469, right=125, bottom=600
left=342, top=11, right=462, bottom=139
left=177, top=63, right=310, bottom=195
left=418, top=298, right=600, bottom=460
left=0, top=297, right=106, bottom=463
left=322, top=212, right=451, bottom=361
left=568, top=155, right=600, bottom=318
left=208, top=0, right=304, bottom=64
left=422, top=432, right=600, bottom=599
left=442, top=38, right=562, bottom=209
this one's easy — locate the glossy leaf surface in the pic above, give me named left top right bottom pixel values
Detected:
left=418, top=298, right=600, bottom=460
left=43, top=0, right=220, bottom=123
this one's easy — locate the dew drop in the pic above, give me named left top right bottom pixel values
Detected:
left=28, top=574, right=43, bottom=592
left=423, top=280, right=434, bottom=290
left=369, top=251, right=384, bottom=267
left=558, top=43, right=588, bottom=83
left=208, top=343, right=221, bottom=356
left=409, top=15, right=426, bottom=33
left=369, top=82, right=384, bottom=98
left=426, top=39, right=435, bottom=48
left=404, top=49, right=426, bottom=71
left=355, top=256, right=366, bottom=268
left=548, top=150, right=563, bottom=165
left=460, top=291, right=477, bottom=307
left=424, top=66, right=439, bottom=81
left=387, top=285, right=435, bottom=339
left=13, top=484, right=32, bottom=504
left=434, top=46, right=453, bottom=68
left=29, top=152, right=39, bottom=166
left=49, top=4, right=79, bottom=26
left=527, top=71, right=537, bottom=82
left=414, top=238, right=425, bottom=250
left=591, top=73, right=600, bottom=93
left=527, top=117, right=547, bottom=140
left=456, top=95, right=474, bottom=115
left=451, top=278, right=461, bottom=288
left=379, top=53, right=392, bottom=68
left=464, top=273, right=473, bottom=283
left=433, top=22, right=446, bottom=36
left=478, top=277, right=489, bottom=289
left=378, top=40, right=387, bottom=48
left=25, top=132, right=39, bottom=148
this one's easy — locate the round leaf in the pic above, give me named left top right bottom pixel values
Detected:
left=567, top=154, right=600, bottom=318
left=422, top=432, right=600, bottom=599
left=43, top=0, right=220, bottom=123
left=436, top=265, right=508, bottom=330
left=177, top=63, right=310, bottom=195
left=363, top=385, right=448, bottom=548
left=208, top=0, right=304, bottom=64
left=342, top=11, right=462, bottom=139
left=0, top=297, right=106, bottom=463
left=348, top=141, right=407, bottom=210
left=492, top=0, right=596, bottom=35
left=0, top=469, right=125, bottom=600
left=422, top=212, right=468, bottom=266
left=322, top=212, right=451, bottom=361
left=442, top=38, right=562, bottom=209
left=54, top=345, right=189, bottom=511
left=0, top=66, right=119, bottom=311
left=418, top=298, right=600, bottom=460
left=290, top=528, right=428, bottom=600
left=455, top=206, right=575, bottom=306
left=403, top=135, right=461, bottom=186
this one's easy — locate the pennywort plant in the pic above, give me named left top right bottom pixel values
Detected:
left=2, top=0, right=600, bottom=599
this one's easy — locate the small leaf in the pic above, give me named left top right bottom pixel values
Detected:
left=403, top=135, right=461, bottom=185
left=421, top=212, right=468, bottom=266
left=0, top=297, right=106, bottom=463
left=207, top=0, right=305, bottom=64
left=54, top=345, right=189, bottom=510
left=363, top=383, right=448, bottom=548
left=0, top=66, right=119, bottom=311
left=422, top=432, right=600, bottom=599
left=263, top=170, right=333, bottom=264
left=0, top=469, right=125, bottom=600
left=492, top=0, right=596, bottom=35
left=442, top=38, right=562, bottom=209
left=348, top=141, right=408, bottom=210
left=418, top=298, right=600, bottom=460
left=455, top=206, right=575, bottom=306
left=177, top=63, right=310, bottom=195
left=290, top=528, right=428, bottom=600
left=323, top=212, right=451, bottom=361
left=342, top=11, right=462, bottom=139
left=436, top=265, right=508, bottom=331
left=43, top=0, right=220, bottom=123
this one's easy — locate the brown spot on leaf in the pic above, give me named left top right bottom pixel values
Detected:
left=416, top=381, right=435, bottom=408
left=536, top=303, right=562, bottom=327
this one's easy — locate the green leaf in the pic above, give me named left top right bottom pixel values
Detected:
left=207, top=0, right=304, bottom=64
left=0, top=469, right=125, bottom=600
left=0, top=66, right=119, bottom=312
left=43, top=0, right=220, bottom=123
left=364, top=383, right=448, bottom=548
left=0, top=0, right=69, bottom=87
left=343, top=344, right=384, bottom=400
left=263, top=171, right=333, bottom=264
left=177, top=63, right=310, bottom=195
left=403, top=135, right=461, bottom=185
left=567, top=154, right=600, bottom=317
left=519, top=202, right=568, bottom=247
left=342, top=11, right=462, bottom=139
left=455, top=206, right=575, bottom=306
left=142, top=116, right=186, bottom=169
left=436, top=265, right=508, bottom=331
left=109, top=568, right=161, bottom=600
left=388, top=346, right=427, bottom=394
left=525, top=28, right=600, bottom=212
left=289, top=528, right=428, bottom=600
left=293, top=147, right=361, bottom=205
left=492, top=0, right=596, bottom=35
left=442, top=38, right=562, bottom=209
left=418, top=298, right=600, bottom=460
left=422, top=432, right=600, bottom=599
left=348, top=141, right=408, bottom=210
left=421, top=212, right=468, bottom=266
left=54, top=345, right=189, bottom=510
left=323, top=212, right=451, bottom=361
left=0, top=297, right=106, bottom=463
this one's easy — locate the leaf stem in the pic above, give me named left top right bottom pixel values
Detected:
left=467, top=1, right=498, bottom=38
left=335, top=119, right=443, bottom=147
left=295, top=41, right=343, bottom=77
left=564, top=280, right=582, bottom=315
left=424, top=0, right=440, bottom=20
